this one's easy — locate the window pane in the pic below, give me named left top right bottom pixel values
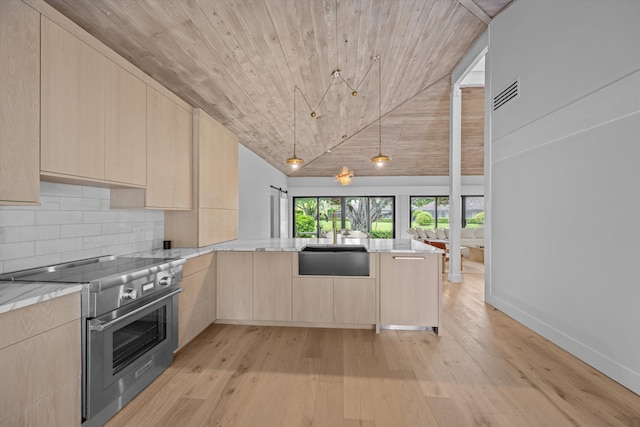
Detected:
left=370, top=197, right=393, bottom=239
left=436, top=197, right=450, bottom=229
left=294, top=198, right=318, bottom=237
left=411, top=197, right=436, bottom=230
left=464, top=196, right=484, bottom=228
left=345, top=197, right=368, bottom=232
left=318, top=197, right=341, bottom=234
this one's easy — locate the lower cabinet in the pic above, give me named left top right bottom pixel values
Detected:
left=216, top=251, right=253, bottom=320
left=379, top=253, right=441, bottom=329
left=178, top=253, right=216, bottom=350
left=0, top=292, right=81, bottom=426
left=292, top=277, right=334, bottom=323
left=252, top=252, right=293, bottom=321
left=293, top=277, right=376, bottom=325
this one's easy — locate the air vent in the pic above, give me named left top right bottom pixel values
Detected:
left=493, top=79, right=519, bottom=111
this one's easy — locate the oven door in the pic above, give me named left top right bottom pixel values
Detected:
left=85, top=287, right=181, bottom=425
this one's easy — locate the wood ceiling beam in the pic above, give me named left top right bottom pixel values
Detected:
left=456, top=0, right=492, bottom=25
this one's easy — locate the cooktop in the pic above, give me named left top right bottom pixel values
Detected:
left=0, top=255, right=178, bottom=284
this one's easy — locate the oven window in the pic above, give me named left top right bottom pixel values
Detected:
left=112, top=307, right=166, bottom=375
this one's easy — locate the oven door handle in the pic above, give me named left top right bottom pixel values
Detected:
left=90, top=288, right=183, bottom=332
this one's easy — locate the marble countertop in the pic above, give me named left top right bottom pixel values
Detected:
left=132, top=238, right=442, bottom=259
left=0, top=238, right=439, bottom=314
left=0, top=282, right=83, bottom=314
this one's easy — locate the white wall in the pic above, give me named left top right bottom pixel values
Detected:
left=238, top=144, right=288, bottom=239
left=488, top=0, right=640, bottom=394
left=288, top=175, right=484, bottom=238
left=0, top=182, right=164, bottom=274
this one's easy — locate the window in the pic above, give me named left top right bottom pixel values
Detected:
left=463, top=196, right=484, bottom=228
left=410, top=196, right=450, bottom=229
left=293, top=196, right=395, bottom=238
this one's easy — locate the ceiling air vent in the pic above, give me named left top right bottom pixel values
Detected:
left=493, top=79, right=519, bottom=111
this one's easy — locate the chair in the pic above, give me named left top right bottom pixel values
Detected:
left=425, top=240, right=462, bottom=272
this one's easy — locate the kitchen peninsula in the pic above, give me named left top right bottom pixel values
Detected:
left=144, top=238, right=443, bottom=336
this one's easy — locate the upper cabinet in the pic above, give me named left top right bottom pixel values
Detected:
left=40, top=17, right=148, bottom=188
left=0, top=0, right=40, bottom=205
left=105, top=60, right=147, bottom=186
left=41, top=17, right=106, bottom=181
left=164, top=109, right=237, bottom=246
left=145, top=87, right=193, bottom=209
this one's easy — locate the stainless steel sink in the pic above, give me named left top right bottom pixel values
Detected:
left=298, top=245, right=370, bottom=276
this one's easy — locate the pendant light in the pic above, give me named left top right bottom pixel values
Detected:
left=285, top=86, right=304, bottom=169
left=370, top=56, right=390, bottom=167
left=335, top=166, right=354, bottom=186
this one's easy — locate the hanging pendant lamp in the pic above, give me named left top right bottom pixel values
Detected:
left=286, top=86, right=304, bottom=169
left=370, top=56, right=390, bottom=167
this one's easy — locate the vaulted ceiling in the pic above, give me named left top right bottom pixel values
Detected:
left=43, top=0, right=512, bottom=177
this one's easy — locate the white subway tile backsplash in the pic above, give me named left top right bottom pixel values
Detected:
left=60, top=197, right=102, bottom=211
left=36, top=237, right=83, bottom=256
left=84, top=234, right=119, bottom=249
left=36, top=211, right=84, bottom=225
left=101, top=244, right=134, bottom=256
left=60, top=248, right=103, bottom=263
left=0, top=183, right=164, bottom=272
left=82, top=186, right=110, bottom=200
left=84, top=211, right=119, bottom=224
left=0, top=210, right=36, bottom=226
left=0, top=242, right=35, bottom=260
left=61, top=224, right=101, bottom=238
left=40, top=182, right=83, bottom=197
left=3, top=225, right=60, bottom=243
left=3, top=254, right=61, bottom=273
left=102, top=222, right=133, bottom=235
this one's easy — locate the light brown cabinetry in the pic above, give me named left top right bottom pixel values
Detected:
left=41, top=16, right=106, bottom=181
left=292, top=277, right=334, bottom=323
left=111, top=87, right=193, bottom=210
left=379, top=253, right=441, bottom=331
left=0, top=292, right=81, bottom=426
left=178, top=253, right=216, bottom=350
left=334, top=278, right=376, bottom=324
left=145, top=87, right=192, bottom=209
left=164, top=109, right=238, bottom=246
left=40, top=17, right=148, bottom=188
left=216, top=251, right=253, bottom=320
left=252, top=252, right=293, bottom=321
left=105, top=60, right=147, bottom=186
left=0, top=0, right=40, bottom=205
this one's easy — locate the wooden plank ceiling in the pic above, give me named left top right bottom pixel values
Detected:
left=43, top=0, right=511, bottom=177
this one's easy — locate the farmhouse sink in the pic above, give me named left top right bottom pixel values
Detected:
left=298, top=244, right=370, bottom=276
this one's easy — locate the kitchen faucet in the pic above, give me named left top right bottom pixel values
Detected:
left=332, top=211, right=338, bottom=245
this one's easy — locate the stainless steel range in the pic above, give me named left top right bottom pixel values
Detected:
left=0, top=255, right=186, bottom=427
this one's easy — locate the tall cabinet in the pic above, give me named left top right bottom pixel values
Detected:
left=0, top=0, right=40, bottom=205
left=164, top=108, right=238, bottom=246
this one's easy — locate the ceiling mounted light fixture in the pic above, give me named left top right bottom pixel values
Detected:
left=285, top=86, right=304, bottom=169
left=335, top=166, right=354, bottom=186
left=370, top=56, right=390, bottom=167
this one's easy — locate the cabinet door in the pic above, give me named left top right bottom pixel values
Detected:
left=253, top=252, right=292, bottom=321
left=217, top=252, right=253, bottom=320
left=0, top=0, right=40, bottom=205
left=41, top=17, right=105, bottom=180
left=334, top=279, right=375, bottom=324
left=146, top=87, right=192, bottom=209
left=293, top=278, right=333, bottom=323
left=105, top=60, right=146, bottom=186
left=380, top=253, right=439, bottom=326
left=198, top=113, right=239, bottom=210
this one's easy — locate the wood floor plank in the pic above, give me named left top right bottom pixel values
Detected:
left=105, top=260, right=640, bottom=427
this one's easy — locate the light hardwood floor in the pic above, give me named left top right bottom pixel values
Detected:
left=107, top=260, right=640, bottom=426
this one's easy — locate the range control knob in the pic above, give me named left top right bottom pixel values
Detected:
left=159, top=276, right=171, bottom=286
left=122, top=288, right=139, bottom=300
